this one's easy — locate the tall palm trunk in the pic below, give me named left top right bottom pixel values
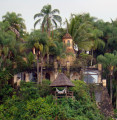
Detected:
left=37, top=54, right=40, bottom=84
left=110, top=75, right=113, bottom=103
left=116, top=84, right=117, bottom=109
left=47, top=17, right=50, bottom=37
left=47, top=53, right=49, bottom=64
left=42, top=24, right=44, bottom=32
left=91, top=49, right=93, bottom=66
left=40, top=57, right=43, bottom=85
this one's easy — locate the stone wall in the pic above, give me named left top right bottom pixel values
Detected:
left=70, top=72, right=80, bottom=80
left=94, top=85, right=114, bottom=117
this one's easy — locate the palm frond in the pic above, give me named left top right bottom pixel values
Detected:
left=34, top=19, right=41, bottom=29
left=41, top=4, right=51, bottom=14
left=51, top=9, right=60, bottom=14
left=53, top=15, right=62, bottom=23
left=34, top=42, right=40, bottom=49
left=34, top=13, right=44, bottom=19
left=95, top=38, right=105, bottom=49
left=52, top=19, right=57, bottom=28
left=97, top=55, right=107, bottom=66
left=39, top=44, right=43, bottom=52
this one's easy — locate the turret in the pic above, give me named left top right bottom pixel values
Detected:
left=61, top=33, right=76, bottom=67
left=62, top=33, right=73, bottom=50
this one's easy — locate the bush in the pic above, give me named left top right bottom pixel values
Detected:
left=0, top=95, right=58, bottom=120
left=37, top=79, right=52, bottom=97
left=19, top=80, right=51, bottom=100
left=114, top=109, right=117, bottom=118
left=19, top=81, right=40, bottom=100
left=56, top=97, right=105, bottom=120
left=0, top=84, right=13, bottom=102
left=0, top=80, right=106, bottom=120
left=0, top=70, right=13, bottom=103
left=71, top=80, right=90, bottom=101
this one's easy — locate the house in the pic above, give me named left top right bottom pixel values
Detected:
left=13, top=33, right=105, bottom=87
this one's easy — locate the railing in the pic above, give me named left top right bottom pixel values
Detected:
left=54, top=91, right=74, bottom=99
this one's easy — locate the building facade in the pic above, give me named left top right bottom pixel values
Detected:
left=13, top=33, right=103, bottom=86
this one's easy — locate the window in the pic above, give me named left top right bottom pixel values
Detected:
left=84, top=71, right=98, bottom=83
left=67, top=40, right=70, bottom=47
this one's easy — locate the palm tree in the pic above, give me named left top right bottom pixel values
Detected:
left=0, top=21, right=28, bottom=87
left=40, top=44, right=49, bottom=84
left=113, top=70, right=117, bottom=109
left=49, top=41, right=66, bottom=69
left=107, top=19, right=117, bottom=52
left=112, top=50, right=117, bottom=109
left=0, top=21, right=16, bottom=70
left=90, top=29, right=105, bottom=66
left=2, top=12, right=26, bottom=39
left=94, top=19, right=117, bottom=54
left=28, top=30, right=49, bottom=84
left=68, top=14, right=105, bottom=65
left=97, top=53, right=117, bottom=103
left=68, top=14, right=95, bottom=51
left=34, top=4, right=62, bottom=36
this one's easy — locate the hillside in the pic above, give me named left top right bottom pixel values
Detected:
left=0, top=80, right=114, bottom=120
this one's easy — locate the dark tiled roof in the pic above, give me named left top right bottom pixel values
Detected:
left=50, top=73, right=75, bottom=87
left=62, top=33, right=72, bottom=39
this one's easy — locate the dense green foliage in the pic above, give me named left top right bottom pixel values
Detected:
left=0, top=80, right=106, bottom=120
left=0, top=4, right=117, bottom=119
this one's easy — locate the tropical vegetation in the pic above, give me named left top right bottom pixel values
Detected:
left=0, top=4, right=117, bottom=120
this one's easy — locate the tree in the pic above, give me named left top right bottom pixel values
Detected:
left=34, top=4, right=62, bottom=36
left=112, top=50, right=117, bottom=109
left=94, top=20, right=116, bottom=54
left=49, top=41, right=66, bottom=67
left=2, top=12, right=28, bottom=73
left=52, top=28, right=66, bottom=42
left=113, top=69, right=117, bottom=109
left=97, top=53, right=117, bottom=103
left=68, top=14, right=105, bottom=66
left=39, top=44, right=49, bottom=84
left=2, top=12, right=26, bottom=39
left=28, top=30, right=49, bottom=84
left=90, top=29, right=105, bottom=65
left=0, top=20, right=28, bottom=89
left=107, top=19, right=117, bottom=52
left=0, top=21, right=16, bottom=70
left=68, top=14, right=96, bottom=51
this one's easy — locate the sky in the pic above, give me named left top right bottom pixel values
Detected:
left=1, top=0, right=117, bottom=32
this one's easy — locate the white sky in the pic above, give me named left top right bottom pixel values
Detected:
left=0, top=0, right=117, bottom=32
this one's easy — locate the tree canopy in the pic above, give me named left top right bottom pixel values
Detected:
left=34, top=4, right=62, bottom=36
left=0, top=4, right=117, bottom=117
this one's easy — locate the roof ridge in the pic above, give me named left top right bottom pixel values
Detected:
left=50, top=73, right=75, bottom=87
left=62, top=33, right=72, bottom=39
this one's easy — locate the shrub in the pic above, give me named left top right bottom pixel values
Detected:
left=0, top=80, right=105, bottom=120
left=0, top=84, right=13, bottom=102
left=0, top=96, right=58, bottom=120
left=71, top=80, right=90, bottom=101
left=114, top=109, right=117, bottom=118
left=56, top=97, right=105, bottom=120
left=37, top=79, right=52, bottom=97
left=19, top=81, right=40, bottom=100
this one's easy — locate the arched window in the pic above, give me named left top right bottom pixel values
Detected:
left=67, top=40, right=70, bottom=47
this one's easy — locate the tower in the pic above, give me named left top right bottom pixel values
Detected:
left=61, top=33, right=76, bottom=66
left=62, top=33, right=73, bottom=50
